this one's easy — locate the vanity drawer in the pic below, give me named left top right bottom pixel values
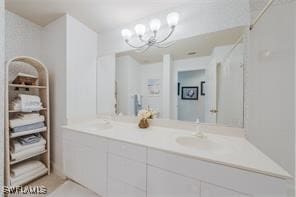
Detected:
left=63, top=128, right=108, bottom=151
left=108, top=139, right=147, bottom=163
left=147, top=148, right=286, bottom=196
left=108, top=154, right=146, bottom=191
left=108, top=177, right=146, bottom=197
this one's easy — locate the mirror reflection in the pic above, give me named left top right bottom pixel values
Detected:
left=116, top=26, right=246, bottom=128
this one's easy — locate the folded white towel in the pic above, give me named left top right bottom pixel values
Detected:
left=10, top=127, right=47, bottom=138
left=11, top=137, right=46, bottom=153
left=10, top=115, right=45, bottom=128
left=16, top=113, right=40, bottom=120
left=11, top=160, right=44, bottom=177
left=11, top=166, right=47, bottom=186
left=10, top=145, right=45, bottom=161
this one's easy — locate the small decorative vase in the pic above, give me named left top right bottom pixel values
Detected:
left=138, top=118, right=149, bottom=129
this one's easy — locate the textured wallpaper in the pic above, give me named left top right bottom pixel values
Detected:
left=0, top=0, right=4, bottom=196
left=5, top=10, right=42, bottom=61
left=1, top=10, right=42, bottom=194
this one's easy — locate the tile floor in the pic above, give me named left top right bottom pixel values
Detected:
left=48, top=181, right=100, bottom=197
left=9, top=173, right=66, bottom=197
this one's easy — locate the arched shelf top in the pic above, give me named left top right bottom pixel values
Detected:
left=6, top=56, right=48, bottom=75
left=6, top=56, right=49, bottom=87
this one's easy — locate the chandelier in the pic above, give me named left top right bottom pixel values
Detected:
left=121, top=12, right=180, bottom=52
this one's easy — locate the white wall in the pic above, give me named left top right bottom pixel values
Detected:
left=97, top=0, right=250, bottom=56
left=172, top=56, right=211, bottom=120
left=178, top=70, right=206, bottom=122
left=41, top=15, right=67, bottom=175
left=66, top=15, right=97, bottom=123
left=162, top=54, right=172, bottom=119
left=0, top=0, right=4, bottom=193
left=294, top=3, right=296, bottom=193
left=42, top=14, right=98, bottom=174
left=139, top=62, right=163, bottom=116
left=246, top=2, right=295, bottom=176
left=116, top=57, right=164, bottom=117
left=217, top=44, right=244, bottom=127
left=5, top=10, right=42, bottom=61
left=116, top=55, right=140, bottom=115
left=97, top=54, right=116, bottom=115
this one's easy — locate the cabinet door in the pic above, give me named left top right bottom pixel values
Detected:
left=108, top=177, right=146, bottom=197
left=63, top=139, right=107, bottom=196
left=147, top=166, right=200, bottom=197
left=201, top=183, right=249, bottom=197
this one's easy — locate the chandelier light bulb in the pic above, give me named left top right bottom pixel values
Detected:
left=149, top=19, right=161, bottom=32
left=167, top=12, right=180, bottom=28
left=121, top=13, right=179, bottom=51
left=134, top=24, right=146, bottom=37
left=121, top=29, right=132, bottom=40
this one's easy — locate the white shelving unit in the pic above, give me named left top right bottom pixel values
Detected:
left=5, top=56, right=51, bottom=186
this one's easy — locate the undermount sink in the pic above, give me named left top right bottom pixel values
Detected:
left=84, top=121, right=113, bottom=131
left=176, top=136, right=226, bottom=153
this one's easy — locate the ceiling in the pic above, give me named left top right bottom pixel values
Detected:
left=118, top=26, right=245, bottom=64
left=5, top=0, right=197, bottom=33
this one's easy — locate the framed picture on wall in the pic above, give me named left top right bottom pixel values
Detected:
left=147, top=79, right=160, bottom=96
left=201, top=81, right=205, bottom=96
left=181, top=86, right=198, bottom=100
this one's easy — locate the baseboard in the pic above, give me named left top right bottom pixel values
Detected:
left=51, top=162, right=66, bottom=179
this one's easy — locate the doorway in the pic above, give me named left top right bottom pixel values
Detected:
left=177, top=69, right=206, bottom=122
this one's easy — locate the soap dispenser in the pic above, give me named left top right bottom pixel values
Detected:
left=193, top=118, right=206, bottom=139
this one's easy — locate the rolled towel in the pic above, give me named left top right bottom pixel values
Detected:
left=10, top=99, right=22, bottom=111
left=19, top=94, right=40, bottom=103
left=19, top=94, right=42, bottom=112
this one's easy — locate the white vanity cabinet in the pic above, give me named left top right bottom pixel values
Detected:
left=63, top=129, right=108, bottom=196
left=201, top=183, right=249, bottom=197
left=147, top=166, right=200, bottom=197
left=63, top=127, right=288, bottom=197
left=147, top=166, right=249, bottom=197
left=147, top=149, right=287, bottom=197
left=108, top=140, right=147, bottom=197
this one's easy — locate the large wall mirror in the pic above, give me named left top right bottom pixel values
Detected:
left=115, top=26, right=246, bottom=128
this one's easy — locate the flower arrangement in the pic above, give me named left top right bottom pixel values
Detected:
left=137, top=108, right=157, bottom=128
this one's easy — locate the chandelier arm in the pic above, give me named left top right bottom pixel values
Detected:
left=154, top=41, right=176, bottom=48
left=136, top=45, right=151, bottom=53
left=156, top=26, right=175, bottom=44
left=125, top=40, right=149, bottom=49
left=139, top=36, right=149, bottom=43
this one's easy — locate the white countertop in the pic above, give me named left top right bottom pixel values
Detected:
left=63, top=119, right=292, bottom=179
